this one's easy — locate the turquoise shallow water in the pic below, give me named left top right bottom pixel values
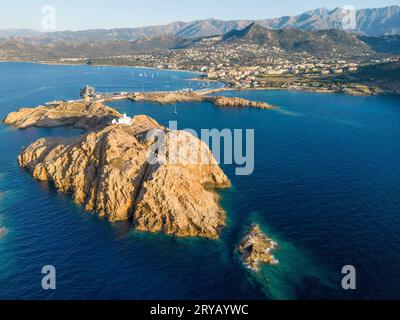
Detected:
left=0, top=62, right=399, bottom=299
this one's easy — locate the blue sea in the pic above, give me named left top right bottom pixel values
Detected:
left=0, top=62, right=399, bottom=300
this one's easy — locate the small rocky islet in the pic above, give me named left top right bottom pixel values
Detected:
left=237, top=224, right=279, bottom=271
left=3, top=90, right=278, bottom=261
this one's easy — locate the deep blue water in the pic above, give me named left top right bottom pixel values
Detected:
left=0, top=62, right=399, bottom=300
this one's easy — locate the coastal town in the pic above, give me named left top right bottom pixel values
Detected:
left=58, top=40, right=399, bottom=96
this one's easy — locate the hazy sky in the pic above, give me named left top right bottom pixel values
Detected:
left=1, top=0, right=399, bottom=31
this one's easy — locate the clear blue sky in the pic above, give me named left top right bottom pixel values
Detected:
left=1, top=0, right=399, bottom=31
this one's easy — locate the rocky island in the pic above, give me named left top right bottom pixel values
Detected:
left=11, top=107, right=230, bottom=238
left=237, top=224, right=278, bottom=271
left=3, top=87, right=276, bottom=238
left=128, top=90, right=275, bottom=110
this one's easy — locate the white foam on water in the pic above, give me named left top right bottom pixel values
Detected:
left=274, top=107, right=304, bottom=117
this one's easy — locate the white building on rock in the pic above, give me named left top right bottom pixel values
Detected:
left=112, top=114, right=133, bottom=125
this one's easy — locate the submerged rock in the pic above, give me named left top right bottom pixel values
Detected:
left=237, top=224, right=278, bottom=271
left=18, top=115, right=230, bottom=239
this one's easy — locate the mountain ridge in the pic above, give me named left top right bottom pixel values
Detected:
left=1, top=5, right=399, bottom=40
left=1, top=23, right=392, bottom=60
left=180, top=23, right=372, bottom=56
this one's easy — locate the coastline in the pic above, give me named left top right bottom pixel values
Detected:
left=0, top=59, right=205, bottom=77
left=0, top=60, right=391, bottom=97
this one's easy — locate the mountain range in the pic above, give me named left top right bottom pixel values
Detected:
left=179, top=23, right=373, bottom=55
left=0, top=5, right=399, bottom=41
left=2, top=21, right=400, bottom=62
left=0, top=23, right=383, bottom=61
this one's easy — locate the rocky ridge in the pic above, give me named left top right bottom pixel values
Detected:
left=205, top=96, right=274, bottom=109
left=128, top=91, right=275, bottom=109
